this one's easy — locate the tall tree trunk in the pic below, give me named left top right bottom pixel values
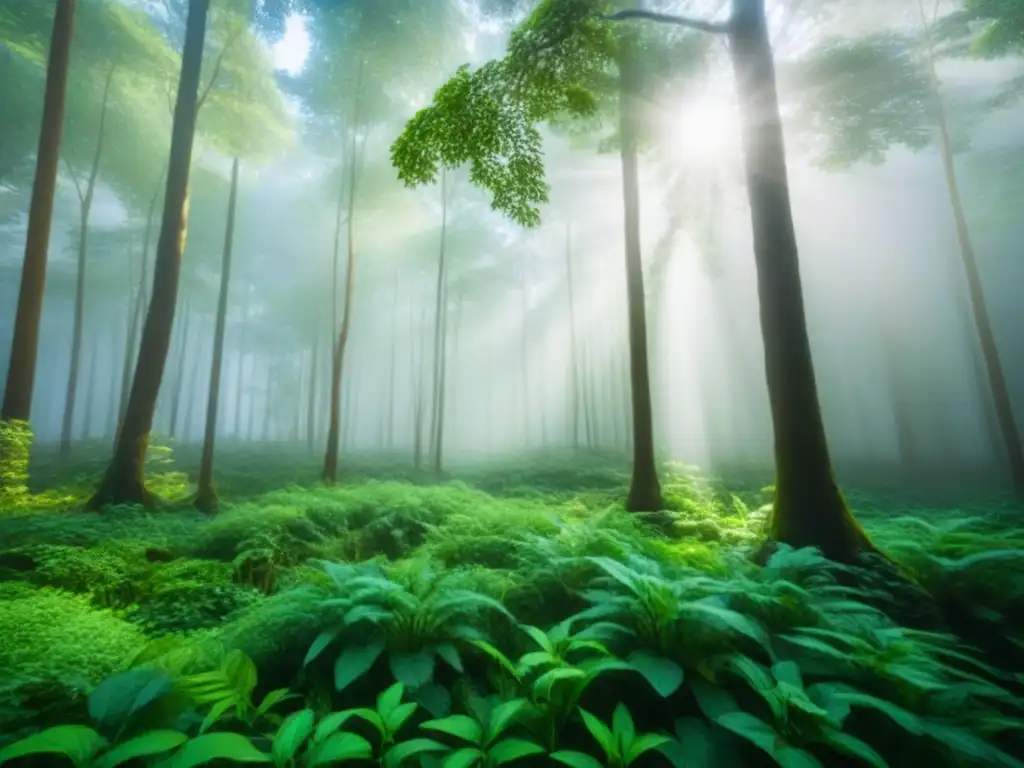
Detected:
left=323, top=89, right=363, bottom=482
left=195, top=157, right=239, bottom=513
left=60, top=63, right=115, bottom=456
left=234, top=275, right=248, bottom=436
left=168, top=301, right=192, bottom=439
left=434, top=285, right=449, bottom=476
left=429, top=173, right=449, bottom=474
left=119, top=174, right=161, bottom=433
left=725, top=0, right=871, bottom=560
left=520, top=254, right=530, bottom=447
left=262, top=363, right=273, bottom=441
left=1, top=0, right=76, bottom=487
left=386, top=274, right=399, bottom=449
left=618, top=37, right=662, bottom=511
left=88, top=0, right=210, bottom=509
left=412, top=301, right=427, bottom=470
left=916, top=0, right=1024, bottom=496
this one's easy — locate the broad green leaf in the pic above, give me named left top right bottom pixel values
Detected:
left=382, top=737, right=448, bottom=767
left=611, top=704, right=634, bottom=751
left=390, top=649, right=436, bottom=688
left=442, top=747, right=484, bottom=768
left=272, top=709, right=315, bottom=765
left=378, top=683, right=405, bottom=719
left=471, top=640, right=520, bottom=681
left=256, top=689, right=295, bottom=717
left=313, top=711, right=355, bottom=744
left=715, top=712, right=781, bottom=756
left=832, top=691, right=924, bottom=735
left=578, top=709, right=615, bottom=758
left=691, top=678, right=740, bottom=721
left=222, top=651, right=258, bottom=700
left=520, top=625, right=555, bottom=653
left=340, top=707, right=386, bottom=738
left=0, top=726, right=106, bottom=766
left=413, top=683, right=452, bottom=718
left=334, top=642, right=385, bottom=692
left=305, top=628, right=341, bottom=667
left=776, top=746, right=824, bottom=768
left=166, top=732, right=270, bottom=768
left=94, top=731, right=187, bottom=768
left=88, top=669, right=174, bottom=734
left=489, top=738, right=545, bottom=764
left=624, top=732, right=671, bottom=765
left=627, top=651, right=683, bottom=698
left=772, top=661, right=803, bottom=689
left=422, top=714, right=483, bottom=745
left=487, top=699, right=528, bottom=743
left=435, top=643, right=464, bottom=672
left=518, top=651, right=555, bottom=671
left=307, top=732, right=374, bottom=766
left=385, top=702, right=419, bottom=735
left=532, top=666, right=585, bottom=696
left=550, top=750, right=605, bottom=768
left=819, top=730, right=888, bottom=768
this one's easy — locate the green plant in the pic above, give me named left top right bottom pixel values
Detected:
left=550, top=703, right=669, bottom=768
left=0, top=418, right=32, bottom=510
left=304, top=561, right=513, bottom=695
left=419, top=696, right=544, bottom=766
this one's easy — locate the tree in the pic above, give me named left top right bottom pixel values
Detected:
left=88, top=0, right=212, bottom=509
left=0, top=0, right=76, bottom=494
left=392, top=0, right=710, bottom=512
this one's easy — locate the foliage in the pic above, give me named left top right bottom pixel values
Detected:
left=0, top=419, right=31, bottom=508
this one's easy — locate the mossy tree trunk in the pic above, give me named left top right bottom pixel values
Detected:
left=617, top=36, right=663, bottom=513
left=1, top=0, right=76, bottom=438
left=88, top=0, right=211, bottom=510
left=195, top=157, right=240, bottom=514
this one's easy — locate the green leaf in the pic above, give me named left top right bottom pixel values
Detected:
left=435, top=643, right=464, bottom=673
left=518, top=651, right=555, bottom=671
left=166, top=733, right=270, bottom=768
left=776, top=747, right=825, bottom=768
left=611, top=704, right=634, bottom=751
left=578, top=709, right=615, bottom=759
left=412, top=684, right=452, bottom=718
left=386, top=702, right=419, bottom=735
left=255, top=689, right=295, bottom=718
left=334, top=642, right=385, bottom=692
left=471, top=640, right=520, bottom=681
left=624, top=733, right=672, bottom=765
left=421, top=715, right=483, bottom=745
left=94, top=731, right=187, bottom=768
left=487, top=699, right=528, bottom=744
left=222, top=650, right=258, bottom=701
left=391, top=650, right=436, bottom=688
left=626, top=651, right=683, bottom=698
left=382, top=737, right=448, bottom=767
left=272, top=709, right=315, bottom=765
left=772, top=661, right=803, bottom=689
left=378, top=683, right=406, bottom=719
left=307, top=732, right=374, bottom=766
left=0, top=726, right=106, bottom=767
left=488, top=738, right=545, bottom=764
left=442, top=747, right=484, bottom=768
left=715, top=712, right=781, bottom=756
left=198, top=697, right=237, bottom=734
left=313, top=711, right=354, bottom=744
left=520, top=625, right=555, bottom=653
left=340, top=707, right=386, bottom=738
left=690, top=678, right=740, bottom=721
left=305, top=628, right=341, bottom=667
left=819, top=730, right=888, bottom=768
left=88, top=669, right=174, bottom=735
left=550, top=750, right=605, bottom=768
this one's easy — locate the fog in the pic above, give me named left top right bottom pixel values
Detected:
left=1, top=0, right=1022, bottom=490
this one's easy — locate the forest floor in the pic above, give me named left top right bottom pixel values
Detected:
left=1, top=441, right=1023, bottom=767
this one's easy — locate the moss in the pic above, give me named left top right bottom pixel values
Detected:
left=0, top=418, right=32, bottom=510
left=0, top=589, right=146, bottom=736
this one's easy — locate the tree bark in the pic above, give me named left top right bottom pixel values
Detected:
left=618, top=37, right=663, bottom=512
left=916, top=1, right=1024, bottom=496
left=307, top=331, right=319, bottom=451
left=80, top=334, right=99, bottom=440
left=726, top=0, right=871, bottom=560
left=429, top=172, right=449, bottom=475
left=195, top=157, right=239, bottom=514
left=168, top=301, right=192, bottom=439
left=323, top=109, right=362, bottom=482
left=88, top=0, right=211, bottom=509
left=1, top=0, right=76, bottom=427
left=61, top=63, right=115, bottom=456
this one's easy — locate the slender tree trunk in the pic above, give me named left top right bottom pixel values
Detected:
left=386, top=274, right=399, bottom=449
left=246, top=358, right=257, bottom=440
left=234, top=276, right=248, bottom=436
left=1, top=0, right=76, bottom=431
left=88, top=0, right=210, bottom=509
left=168, top=302, right=192, bottom=439
left=434, top=285, right=449, bottom=476
left=618, top=37, right=662, bottom=511
left=195, top=157, right=239, bottom=513
left=428, top=173, right=449, bottom=474
left=565, top=223, right=581, bottom=450
left=724, top=0, right=871, bottom=560
left=412, top=301, right=427, bottom=470
left=262, top=364, right=273, bottom=441
left=520, top=255, right=531, bottom=447
left=323, top=93, right=363, bottom=482
left=916, top=2, right=1024, bottom=495
left=60, top=63, right=115, bottom=456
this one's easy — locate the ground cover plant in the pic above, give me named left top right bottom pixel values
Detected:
left=1, top=445, right=1023, bottom=767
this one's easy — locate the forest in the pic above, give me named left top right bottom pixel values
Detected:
left=0, top=0, right=1023, bottom=765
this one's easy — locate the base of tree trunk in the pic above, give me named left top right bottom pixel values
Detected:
left=626, top=470, right=663, bottom=513
left=193, top=483, right=219, bottom=515
left=767, top=479, right=878, bottom=564
left=86, top=461, right=153, bottom=510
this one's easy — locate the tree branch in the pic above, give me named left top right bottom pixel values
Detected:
left=63, top=157, right=84, bottom=204
left=197, top=26, right=244, bottom=113
left=600, top=8, right=734, bottom=34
